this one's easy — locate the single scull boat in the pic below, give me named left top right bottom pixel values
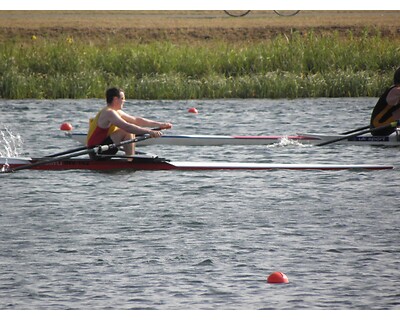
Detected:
left=67, top=132, right=400, bottom=147
left=0, top=155, right=393, bottom=171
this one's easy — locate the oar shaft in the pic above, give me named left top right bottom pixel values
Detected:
left=10, top=148, right=94, bottom=172
left=340, top=125, right=370, bottom=135
left=50, top=131, right=158, bottom=158
left=47, top=145, right=88, bottom=157
left=103, top=134, right=150, bottom=150
left=317, top=121, right=399, bottom=147
left=7, top=134, right=151, bottom=173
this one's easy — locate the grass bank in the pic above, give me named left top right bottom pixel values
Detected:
left=1, top=30, right=399, bottom=99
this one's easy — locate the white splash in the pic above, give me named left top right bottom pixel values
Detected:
left=0, top=127, right=23, bottom=157
left=0, top=159, right=10, bottom=173
left=266, top=136, right=311, bottom=149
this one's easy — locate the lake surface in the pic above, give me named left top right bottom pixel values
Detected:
left=0, top=98, right=399, bottom=309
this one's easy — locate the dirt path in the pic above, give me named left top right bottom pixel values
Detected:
left=1, top=10, right=400, bottom=42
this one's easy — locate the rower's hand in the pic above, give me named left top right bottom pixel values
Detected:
left=148, top=130, right=163, bottom=138
left=159, top=122, right=172, bottom=130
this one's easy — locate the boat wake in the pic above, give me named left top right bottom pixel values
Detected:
left=266, top=136, right=310, bottom=148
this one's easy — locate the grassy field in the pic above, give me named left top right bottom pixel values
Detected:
left=1, top=11, right=400, bottom=99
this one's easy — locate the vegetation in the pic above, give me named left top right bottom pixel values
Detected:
left=1, top=30, right=399, bottom=99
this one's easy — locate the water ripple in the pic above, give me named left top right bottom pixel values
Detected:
left=1, top=98, right=399, bottom=309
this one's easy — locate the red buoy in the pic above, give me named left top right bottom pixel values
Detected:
left=60, top=122, right=73, bottom=131
left=267, top=272, right=289, bottom=284
left=188, top=107, right=198, bottom=114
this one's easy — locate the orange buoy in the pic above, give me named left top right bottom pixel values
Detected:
left=60, top=122, right=73, bottom=131
left=267, top=271, right=289, bottom=284
left=188, top=107, right=198, bottom=114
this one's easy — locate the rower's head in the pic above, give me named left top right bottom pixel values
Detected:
left=106, top=87, right=125, bottom=105
left=394, top=67, right=400, bottom=85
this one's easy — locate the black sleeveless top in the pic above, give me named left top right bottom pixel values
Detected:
left=370, top=86, right=400, bottom=136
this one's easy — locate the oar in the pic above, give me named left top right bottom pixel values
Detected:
left=340, top=125, right=370, bottom=135
left=46, top=144, right=90, bottom=158
left=48, top=128, right=162, bottom=158
left=5, top=134, right=151, bottom=173
left=316, top=121, right=399, bottom=147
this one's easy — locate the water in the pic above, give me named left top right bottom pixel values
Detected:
left=0, top=98, right=399, bottom=309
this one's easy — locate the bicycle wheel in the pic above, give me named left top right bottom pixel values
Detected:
left=273, top=10, right=300, bottom=17
left=223, top=10, right=251, bottom=17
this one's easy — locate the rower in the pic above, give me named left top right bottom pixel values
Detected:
left=86, top=87, right=172, bottom=159
left=370, top=67, right=400, bottom=136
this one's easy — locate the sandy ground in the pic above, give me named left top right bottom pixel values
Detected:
left=0, top=10, right=400, bottom=42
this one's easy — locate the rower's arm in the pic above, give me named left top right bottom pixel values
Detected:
left=120, top=112, right=172, bottom=129
left=108, top=110, right=151, bottom=135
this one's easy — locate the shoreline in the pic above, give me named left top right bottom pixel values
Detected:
left=1, top=11, right=399, bottom=99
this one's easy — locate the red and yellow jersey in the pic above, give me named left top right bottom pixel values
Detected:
left=86, top=108, right=118, bottom=147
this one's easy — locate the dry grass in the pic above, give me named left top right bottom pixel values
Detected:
left=1, top=10, right=400, bottom=43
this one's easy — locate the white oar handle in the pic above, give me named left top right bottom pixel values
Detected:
left=95, top=145, right=111, bottom=153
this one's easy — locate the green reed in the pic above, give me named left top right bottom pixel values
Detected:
left=0, top=31, right=399, bottom=99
